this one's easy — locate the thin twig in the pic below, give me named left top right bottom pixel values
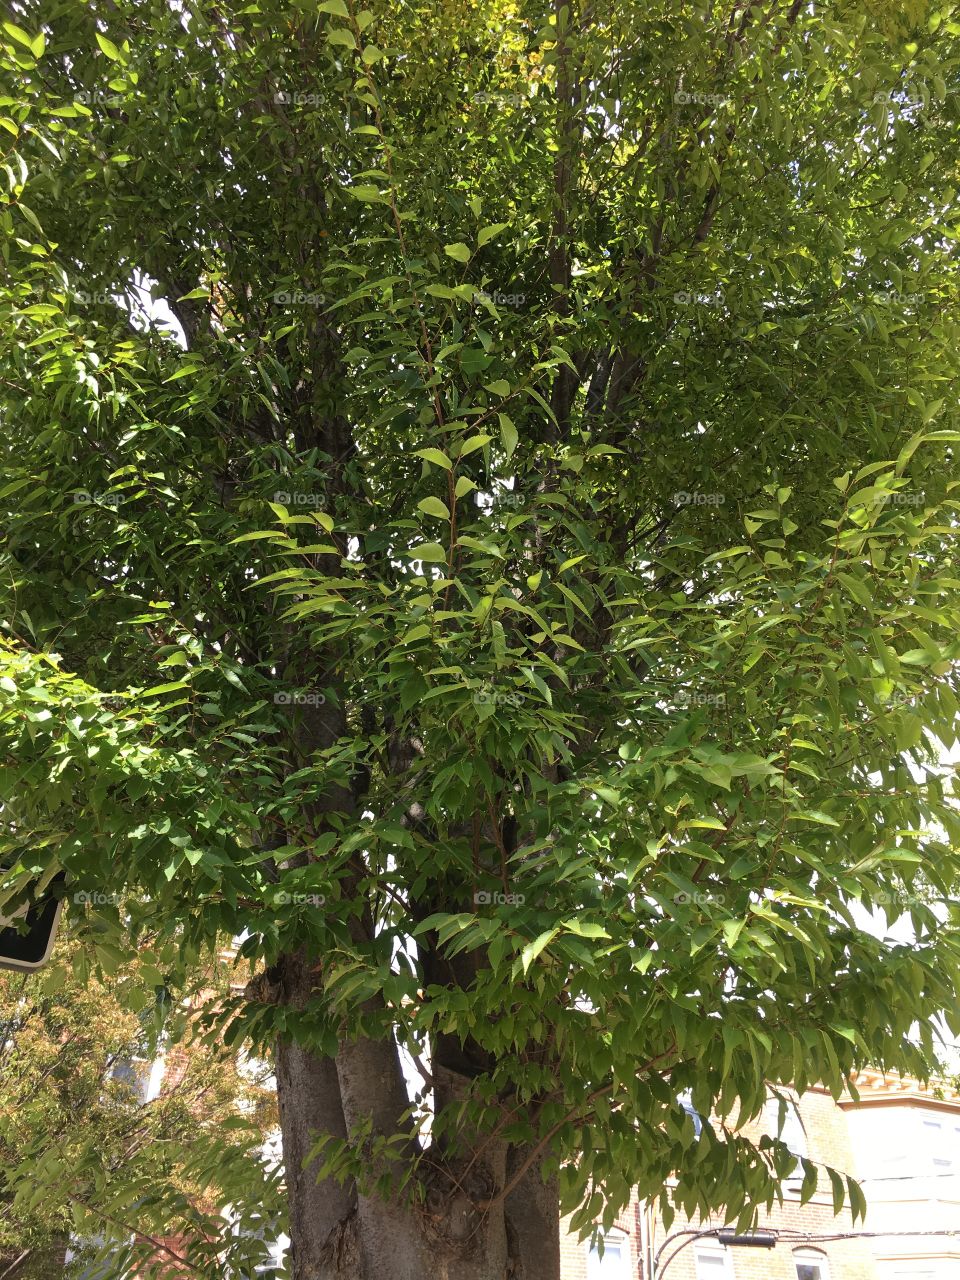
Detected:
left=64, top=1193, right=208, bottom=1276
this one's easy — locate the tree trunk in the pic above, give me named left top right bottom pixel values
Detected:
left=274, top=1042, right=562, bottom=1280
left=505, top=1148, right=561, bottom=1280
left=274, top=950, right=356, bottom=1280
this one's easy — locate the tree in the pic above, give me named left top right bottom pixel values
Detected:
left=1, top=0, right=960, bottom=1276
left=0, top=932, right=281, bottom=1279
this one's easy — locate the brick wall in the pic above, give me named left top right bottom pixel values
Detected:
left=561, top=1088, right=880, bottom=1280
left=560, top=1204, right=641, bottom=1280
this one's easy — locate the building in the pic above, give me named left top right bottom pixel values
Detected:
left=840, top=1069, right=960, bottom=1280
left=560, top=1072, right=960, bottom=1280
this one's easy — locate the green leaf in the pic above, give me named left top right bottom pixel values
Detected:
left=405, top=542, right=448, bottom=563
left=792, top=810, right=840, bottom=827
left=402, top=624, right=432, bottom=644
left=95, top=32, right=122, bottom=60
left=327, top=27, right=358, bottom=48
left=561, top=919, right=610, bottom=939
left=5, top=23, right=44, bottom=58
left=139, top=681, right=190, bottom=698
left=444, top=242, right=471, bottom=263
left=414, top=448, right=452, bottom=470
left=521, top=929, right=558, bottom=974
left=458, top=434, right=490, bottom=457
left=836, top=573, right=873, bottom=609
left=417, top=497, right=450, bottom=519
left=722, top=919, right=745, bottom=949
left=477, top=223, right=509, bottom=247
left=229, top=530, right=290, bottom=544
left=498, top=413, right=518, bottom=458
left=16, top=203, right=43, bottom=235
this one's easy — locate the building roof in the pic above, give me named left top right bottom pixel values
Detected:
left=836, top=1067, right=960, bottom=1114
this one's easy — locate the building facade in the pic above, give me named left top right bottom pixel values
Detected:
left=839, top=1069, right=960, bottom=1280
left=560, top=1073, right=960, bottom=1280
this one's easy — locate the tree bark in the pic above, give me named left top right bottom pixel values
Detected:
left=274, top=1042, right=562, bottom=1280
left=274, top=951, right=356, bottom=1280
left=505, top=1148, right=561, bottom=1280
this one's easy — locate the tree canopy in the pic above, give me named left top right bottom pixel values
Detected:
left=1, top=0, right=960, bottom=1276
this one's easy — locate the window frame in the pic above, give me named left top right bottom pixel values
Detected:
left=693, top=1239, right=735, bottom=1280
left=920, top=1114, right=957, bottom=1171
left=793, top=1246, right=831, bottom=1280
left=585, top=1227, right=630, bottom=1280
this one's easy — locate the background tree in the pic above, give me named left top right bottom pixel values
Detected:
left=0, top=932, right=281, bottom=1279
left=1, top=1, right=960, bottom=1278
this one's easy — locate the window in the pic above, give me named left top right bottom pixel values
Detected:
left=921, top=1118, right=945, bottom=1163
left=765, top=1096, right=807, bottom=1186
left=919, top=1114, right=960, bottom=1171
left=223, top=1210, right=287, bottom=1278
left=794, top=1248, right=830, bottom=1280
left=108, top=1056, right=151, bottom=1104
left=587, top=1230, right=629, bottom=1279
left=694, top=1242, right=733, bottom=1279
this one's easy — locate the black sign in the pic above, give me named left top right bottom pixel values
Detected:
left=0, top=877, right=65, bottom=973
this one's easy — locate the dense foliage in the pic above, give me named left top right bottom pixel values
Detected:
left=0, top=936, right=281, bottom=1277
left=1, top=0, right=960, bottom=1275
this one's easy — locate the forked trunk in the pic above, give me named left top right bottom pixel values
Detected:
left=274, top=1032, right=561, bottom=1280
